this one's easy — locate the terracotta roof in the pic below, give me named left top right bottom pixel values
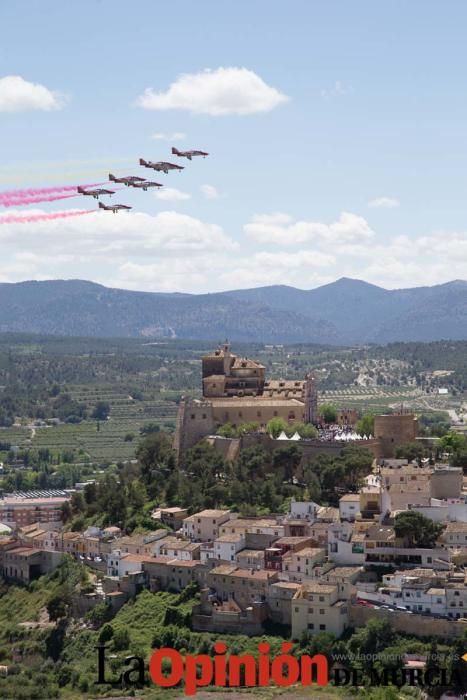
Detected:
left=297, top=583, right=337, bottom=595
left=210, top=565, right=275, bottom=580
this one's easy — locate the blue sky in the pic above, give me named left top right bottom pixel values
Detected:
left=0, top=0, right=466, bottom=292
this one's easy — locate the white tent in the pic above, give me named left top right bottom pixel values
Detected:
left=276, top=430, right=289, bottom=440
left=290, top=432, right=301, bottom=441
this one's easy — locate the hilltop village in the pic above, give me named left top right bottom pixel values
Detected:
left=0, top=343, right=466, bottom=650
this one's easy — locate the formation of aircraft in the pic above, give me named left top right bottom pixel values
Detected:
left=139, top=158, right=184, bottom=174
left=171, top=146, right=209, bottom=160
left=96, top=147, right=208, bottom=212
left=129, top=180, right=163, bottom=190
left=98, top=202, right=132, bottom=214
left=108, top=173, right=146, bottom=186
left=77, top=186, right=115, bottom=199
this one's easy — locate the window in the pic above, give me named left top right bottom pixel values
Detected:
left=319, top=609, right=325, bottom=615
left=202, top=413, right=207, bottom=419
left=308, top=623, right=314, bottom=630
left=319, top=596, right=324, bottom=602
left=295, top=607, right=299, bottom=613
left=319, top=624, right=326, bottom=631
left=308, top=608, right=314, bottom=614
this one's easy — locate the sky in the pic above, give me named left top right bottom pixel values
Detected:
left=1, top=0, right=467, bottom=293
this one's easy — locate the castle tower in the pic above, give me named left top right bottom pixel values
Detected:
left=173, top=397, right=214, bottom=461
left=222, top=341, right=232, bottom=376
left=303, top=372, right=318, bottom=425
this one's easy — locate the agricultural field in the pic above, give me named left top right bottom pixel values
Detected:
left=0, top=384, right=178, bottom=464
left=0, top=335, right=466, bottom=467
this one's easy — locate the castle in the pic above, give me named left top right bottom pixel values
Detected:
left=174, top=343, right=318, bottom=455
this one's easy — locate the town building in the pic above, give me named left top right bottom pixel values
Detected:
left=0, top=490, right=71, bottom=527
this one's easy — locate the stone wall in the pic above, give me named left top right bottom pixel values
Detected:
left=349, top=604, right=465, bottom=639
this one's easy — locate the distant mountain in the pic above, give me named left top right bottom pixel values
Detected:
left=0, top=277, right=466, bottom=344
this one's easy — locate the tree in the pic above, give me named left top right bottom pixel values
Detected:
left=136, top=432, right=175, bottom=496
left=113, top=627, right=130, bottom=650
left=319, top=403, right=337, bottom=424
left=394, top=511, right=443, bottom=548
left=266, top=417, right=289, bottom=438
left=395, top=441, right=427, bottom=462
left=98, top=624, right=114, bottom=644
left=92, top=401, right=111, bottom=421
left=356, top=413, right=375, bottom=437
left=46, top=593, right=70, bottom=622
left=140, top=422, right=160, bottom=435
left=272, top=445, right=302, bottom=482
left=292, top=422, right=318, bottom=439
left=216, top=423, right=237, bottom=438
left=440, top=431, right=466, bottom=453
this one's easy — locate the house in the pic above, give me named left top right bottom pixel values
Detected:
left=182, top=510, right=231, bottom=542
left=114, top=531, right=166, bottom=556
left=159, top=507, right=189, bottom=531
left=0, top=547, right=63, bottom=583
left=218, top=517, right=285, bottom=539
left=207, top=565, right=279, bottom=609
left=281, top=547, right=326, bottom=582
left=266, top=581, right=301, bottom=625
left=292, top=582, right=349, bottom=639
left=213, top=533, right=245, bottom=562
left=236, top=548, right=265, bottom=570
left=339, top=494, right=360, bottom=522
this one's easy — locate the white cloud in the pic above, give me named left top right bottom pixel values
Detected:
left=1, top=206, right=466, bottom=294
left=152, top=131, right=186, bottom=141
left=368, top=197, right=400, bottom=209
left=155, top=187, right=191, bottom=201
left=244, top=211, right=374, bottom=247
left=321, top=81, right=352, bottom=99
left=115, top=258, right=215, bottom=292
left=0, top=208, right=236, bottom=254
left=200, top=184, right=220, bottom=200
left=0, top=75, right=66, bottom=112
left=136, top=67, right=289, bottom=116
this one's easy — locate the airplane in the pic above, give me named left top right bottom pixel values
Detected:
left=139, top=158, right=184, bottom=174
left=108, top=173, right=146, bottom=186
left=171, top=147, right=209, bottom=160
left=128, top=180, right=163, bottom=191
left=77, top=186, right=115, bottom=199
left=98, top=202, right=132, bottom=213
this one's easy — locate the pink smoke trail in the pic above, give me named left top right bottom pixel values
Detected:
left=0, top=183, right=105, bottom=199
left=0, top=193, right=78, bottom=207
left=0, top=210, right=95, bottom=225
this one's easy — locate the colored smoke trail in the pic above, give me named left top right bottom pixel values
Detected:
left=0, top=183, right=104, bottom=199
left=0, top=210, right=95, bottom=225
left=0, top=193, right=78, bottom=207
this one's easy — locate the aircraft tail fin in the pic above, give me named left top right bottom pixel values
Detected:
left=171, top=147, right=178, bottom=155
left=108, top=173, right=115, bottom=182
left=77, top=186, right=84, bottom=193
left=139, top=158, right=147, bottom=166
left=98, top=201, right=106, bottom=209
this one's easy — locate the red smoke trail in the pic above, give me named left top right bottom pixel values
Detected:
left=0, top=183, right=104, bottom=199
left=0, top=193, right=78, bottom=207
left=0, top=210, right=95, bottom=224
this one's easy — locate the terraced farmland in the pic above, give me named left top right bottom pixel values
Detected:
left=319, top=385, right=422, bottom=413
left=0, top=383, right=178, bottom=463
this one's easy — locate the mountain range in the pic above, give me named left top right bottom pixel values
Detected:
left=0, top=277, right=466, bottom=344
